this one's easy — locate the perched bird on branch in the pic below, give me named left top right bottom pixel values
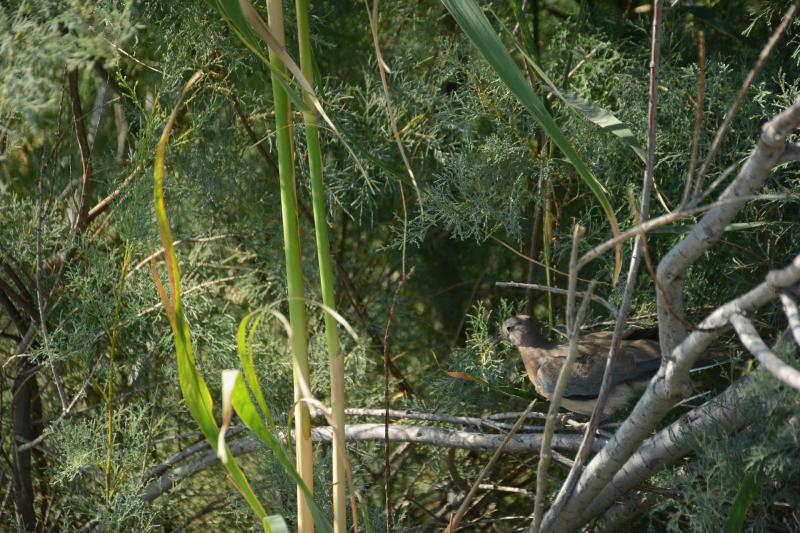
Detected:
left=499, top=315, right=725, bottom=418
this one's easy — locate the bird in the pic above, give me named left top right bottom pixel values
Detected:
left=499, top=314, right=714, bottom=418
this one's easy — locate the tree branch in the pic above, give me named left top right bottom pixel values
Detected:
left=67, top=69, right=92, bottom=230
left=730, top=315, right=800, bottom=389
left=549, top=251, right=800, bottom=532
left=656, top=100, right=800, bottom=357
left=576, top=372, right=769, bottom=526
left=141, top=423, right=605, bottom=503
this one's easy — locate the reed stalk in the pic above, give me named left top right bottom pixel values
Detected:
left=266, top=0, right=314, bottom=530
left=294, top=1, right=347, bottom=531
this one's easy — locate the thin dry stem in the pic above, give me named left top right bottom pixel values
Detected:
left=690, top=1, right=799, bottom=204
left=446, top=400, right=537, bottom=532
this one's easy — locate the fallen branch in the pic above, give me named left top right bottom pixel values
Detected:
left=141, top=423, right=605, bottom=503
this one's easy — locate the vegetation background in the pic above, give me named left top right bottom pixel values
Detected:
left=1, top=0, right=798, bottom=530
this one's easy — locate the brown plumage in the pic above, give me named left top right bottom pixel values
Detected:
left=500, top=315, right=666, bottom=417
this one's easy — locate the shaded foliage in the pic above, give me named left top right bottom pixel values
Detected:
left=0, top=0, right=798, bottom=530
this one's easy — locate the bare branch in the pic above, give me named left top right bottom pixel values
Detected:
left=680, top=30, right=705, bottom=208
left=780, top=293, right=800, bottom=346
left=447, top=400, right=537, bottom=532
left=532, top=225, right=592, bottom=531
left=228, top=90, right=279, bottom=178
left=86, top=161, right=147, bottom=225
left=543, top=5, right=663, bottom=528
left=576, top=372, right=769, bottom=526
left=730, top=314, right=800, bottom=389
left=656, top=100, right=800, bottom=357
left=690, top=1, right=799, bottom=202
left=576, top=193, right=786, bottom=271
left=67, top=69, right=92, bottom=230
left=549, top=251, right=800, bottom=533
left=141, top=423, right=605, bottom=503
left=311, top=406, right=550, bottom=433
left=495, top=281, right=618, bottom=318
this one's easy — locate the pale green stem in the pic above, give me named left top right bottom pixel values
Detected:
left=294, top=1, right=347, bottom=532
left=266, top=1, right=314, bottom=530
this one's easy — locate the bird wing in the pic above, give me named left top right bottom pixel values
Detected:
left=556, top=337, right=661, bottom=399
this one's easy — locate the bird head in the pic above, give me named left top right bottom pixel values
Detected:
left=498, top=315, right=540, bottom=347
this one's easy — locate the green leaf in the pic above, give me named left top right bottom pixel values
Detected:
left=237, top=311, right=275, bottom=427
left=441, top=0, right=623, bottom=283
left=519, top=52, right=646, bottom=164
left=724, top=466, right=761, bottom=533
left=153, top=72, right=268, bottom=525
left=230, top=374, right=334, bottom=533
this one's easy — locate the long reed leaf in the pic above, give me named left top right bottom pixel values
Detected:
left=441, top=0, right=623, bottom=282
left=152, top=70, right=271, bottom=529
left=226, top=370, right=334, bottom=533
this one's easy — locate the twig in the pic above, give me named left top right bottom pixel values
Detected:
left=86, top=161, right=147, bottom=225
left=495, top=281, right=618, bottom=318
left=16, top=353, right=103, bottom=452
left=447, top=400, right=537, bottom=532
left=544, top=1, right=662, bottom=527
left=730, top=314, right=800, bottom=389
left=228, top=90, right=280, bottom=178
left=36, top=117, right=69, bottom=414
left=382, top=266, right=413, bottom=533
left=576, top=193, right=787, bottom=271
left=531, top=224, right=592, bottom=532
left=525, top=172, right=545, bottom=316
left=126, top=234, right=233, bottom=279
left=137, top=275, right=238, bottom=316
left=67, top=69, right=92, bottom=230
left=696, top=162, right=739, bottom=205
left=492, top=235, right=575, bottom=280
left=690, top=1, right=799, bottom=204
left=680, top=31, right=705, bottom=208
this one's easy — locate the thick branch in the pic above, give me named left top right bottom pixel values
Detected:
left=656, top=100, right=800, bottom=356
left=550, top=251, right=800, bottom=532
left=576, top=373, right=768, bottom=525
left=141, top=423, right=604, bottom=503
left=730, top=315, right=800, bottom=389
